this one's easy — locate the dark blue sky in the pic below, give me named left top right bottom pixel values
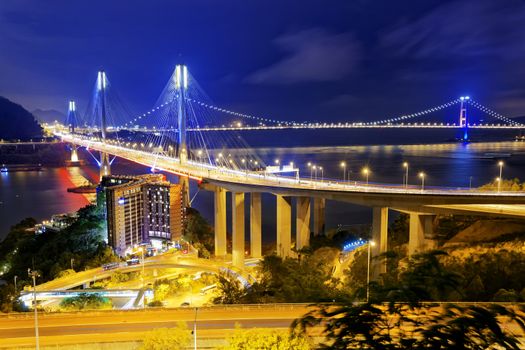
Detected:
left=1, top=0, right=524, bottom=123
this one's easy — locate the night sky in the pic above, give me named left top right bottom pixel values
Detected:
left=1, top=0, right=524, bottom=123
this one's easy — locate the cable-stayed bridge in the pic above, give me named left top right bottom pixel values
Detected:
left=54, top=64, right=525, bottom=272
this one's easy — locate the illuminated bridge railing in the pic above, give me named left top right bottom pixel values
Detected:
left=57, top=132, right=525, bottom=198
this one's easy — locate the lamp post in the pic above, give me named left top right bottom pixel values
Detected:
left=496, top=177, right=501, bottom=193
left=28, top=269, right=40, bottom=350
left=340, top=161, right=346, bottom=182
left=313, top=165, right=317, bottom=181
left=14, top=275, right=17, bottom=292
left=362, top=167, right=370, bottom=186
left=366, top=240, right=376, bottom=303
left=320, top=166, right=324, bottom=182
left=307, top=162, right=312, bottom=181
left=419, top=172, right=425, bottom=191
left=140, top=247, right=145, bottom=308
left=498, top=161, right=504, bottom=192
left=403, top=162, right=409, bottom=188
left=193, top=307, right=198, bottom=350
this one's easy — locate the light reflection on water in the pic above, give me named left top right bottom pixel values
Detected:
left=2, top=141, right=525, bottom=242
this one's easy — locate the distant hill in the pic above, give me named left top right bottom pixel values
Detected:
left=0, top=96, right=43, bottom=140
left=32, top=108, right=66, bottom=124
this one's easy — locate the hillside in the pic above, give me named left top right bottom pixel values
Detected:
left=0, top=96, right=42, bottom=140
left=32, top=108, right=66, bottom=124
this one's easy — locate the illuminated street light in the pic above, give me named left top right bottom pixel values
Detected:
left=403, top=162, right=409, bottom=189
left=28, top=269, right=40, bottom=350
left=362, top=167, right=370, bottom=186
left=320, top=166, right=324, bottom=182
left=367, top=240, right=376, bottom=303
left=340, top=161, right=347, bottom=181
left=274, top=159, right=280, bottom=165
left=419, top=172, right=425, bottom=191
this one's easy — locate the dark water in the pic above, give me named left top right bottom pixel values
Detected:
left=2, top=129, right=525, bottom=242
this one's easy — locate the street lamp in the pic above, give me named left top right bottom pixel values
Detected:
left=140, top=247, right=145, bottom=308
left=496, top=177, right=501, bottom=193
left=274, top=159, right=280, bottom=165
left=366, top=240, right=376, bottom=303
left=319, top=166, right=324, bottom=182
left=340, top=161, right=346, bottom=181
left=403, top=162, right=409, bottom=188
left=28, top=269, right=40, bottom=350
left=312, top=165, right=317, bottom=181
left=419, top=172, right=425, bottom=191
left=14, top=275, right=18, bottom=292
left=362, top=167, right=370, bottom=186
left=193, top=307, right=198, bottom=350
left=498, top=161, right=504, bottom=192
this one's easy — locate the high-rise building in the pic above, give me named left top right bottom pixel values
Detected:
left=99, top=174, right=185, bottom=256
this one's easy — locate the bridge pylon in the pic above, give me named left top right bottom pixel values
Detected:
left=459, top=96, right=470, bottom=141
left=175, top=64, right=190, bottom=206
left=66, top=100, right=79, bottom=162
left=98, top=70, right=111, bottom=180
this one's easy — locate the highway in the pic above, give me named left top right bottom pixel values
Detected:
left=57, top=132, right=525, bottom=202
left=33, top=254, right=257, bottom=292
left=0, top=304, right=312, bottom=348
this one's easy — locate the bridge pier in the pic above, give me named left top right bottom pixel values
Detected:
left=372, top=207, right=389, bottom=276
left=231, top=192, right=245, bottom=269
left=70, top=147, right=78, bottom=162
left=250, top=193, right=262, bottom=258
left=296, top=197, right=311, bottom=250
left=313, top=198, right=325, bottom=236
left=408, top=213, right=436, bottom=256
left=99, top=152, right=111, bottom=180
left=276, top=195, right=292, bottom=257
left=214, top=187, right=227, bottom=258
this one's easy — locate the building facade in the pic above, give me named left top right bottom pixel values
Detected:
left=100, top=174, right=185, bottom=256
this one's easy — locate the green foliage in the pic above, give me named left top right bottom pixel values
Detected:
left=479, top=178, right=524, bottom=191
left=0, top=205, right=118, bottom=311
left=183, top=207, right=214, bottom=257
left=444, top=244, right=525, bottom=301
left=295, top=302, right=525, bottom=349
left=139, top=323, right=191, bottom=350
left=223, top=327, right=311, bottom=350
left=59, top=293, right=112, bottom=311
left=213, top=274, right=249, bottom=304
left=214, top=250, right=340, bottom=304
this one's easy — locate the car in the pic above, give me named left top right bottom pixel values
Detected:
left=180, top=302, right=190, bottom=307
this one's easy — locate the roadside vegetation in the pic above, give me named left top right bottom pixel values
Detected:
left=59, top=293, right=112, bottom=311
left=0, top=204, right=118, bottom=312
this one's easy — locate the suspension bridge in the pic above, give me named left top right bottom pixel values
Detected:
left=53, top=64, right=525, bottom=272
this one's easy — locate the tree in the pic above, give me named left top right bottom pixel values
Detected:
left=213, top=274, right=248, bottom=304
left=294, top=299, right=525, bottom=349
left=139, top=323, right=191, bottom=350
left=59, top=293, right=112, bottom=311
left=223, top=327, right=311, bottom=350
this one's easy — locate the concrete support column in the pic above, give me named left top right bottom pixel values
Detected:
left=214, top=187, right=227, bottom=258
left=313, top=198, right=325, bottom=236
left=231, top=192, right=245, bottom=269
left=296, top=197, right=311, bottom=250
left=371, top=207, right=389, bottom=276
left=250, top=193, right=262, bottom=258
left=408, top=213, right=436, bottom=256
left=276, top=195, right=292, bottom=257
